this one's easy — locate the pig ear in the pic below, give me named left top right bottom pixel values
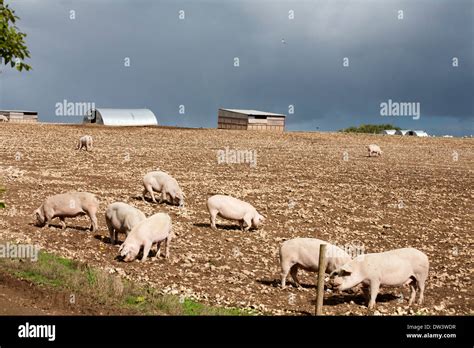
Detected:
left=341, top=264, right=353, bottom=274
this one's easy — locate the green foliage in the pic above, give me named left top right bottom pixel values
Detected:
left=340, top=124, right=401, bottom=134
left=0, top=0, right=31, bottom=72
left=14, top=270, right=64, bottom=287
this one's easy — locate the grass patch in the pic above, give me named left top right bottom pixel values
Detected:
left=0, top=246, right=256, bottom=316
left=14, top=270, right=63, bottom=287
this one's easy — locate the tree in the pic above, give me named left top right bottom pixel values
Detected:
left=0, top=0, right=31, bottom=72
left=340, top=123, right=401, bottom=134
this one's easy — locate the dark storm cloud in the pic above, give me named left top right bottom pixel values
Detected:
left=1, top=0, right=473, bottom=135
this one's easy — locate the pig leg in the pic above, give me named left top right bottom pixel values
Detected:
left=44, top=212, right=54, bottom=229
left=88, top=211, right=98, bottom=233
left=106, top=219, right=115, bottom=245
left=368, top=280, right=380, bottom=309
left=281, top=263, right=291, bottom=289
left=242, top=214, right=252, bottom=231
left=159, top=191, right=167, bottom=204
left=145, top=185, right=157, bottom=203
left=362, top=285, right=370, bottom=303
left=155, top=241, right=162, bottom=258
left=141, top=241, right=152, bottom=262
left=408, top=282, right=417, bottom=306
left=209, top=211, right=217, bottom=230
left=165, top=234, right=172, bottom=259
left=417, top=275, right=426, bottom=305
left=290, top=265, right=301, bottom=288
left=59, top=217, right=66, bottom=229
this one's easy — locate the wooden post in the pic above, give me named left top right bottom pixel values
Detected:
left=315, top=244, right=327, bottom=316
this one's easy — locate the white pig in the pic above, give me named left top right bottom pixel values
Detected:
left=142, top=170, right=184, bottom=206
left=367, top=144, right=382, bottom=157
left=105, top=202, right=146, bottom=245
left=34, top=192, right=99, bottom=232
left=330, top=248, right=429, bottom=309
left=118, top=212, right=173, bottom=262
left=76, top=135, right=93, bottom=151
left=280, top=238, right=352, bottom=288
left=207, top=194, right=265, bottom=231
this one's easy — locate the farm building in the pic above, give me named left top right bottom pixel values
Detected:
left=0, top=110, right=38, bottom=123
left=407, top=130, right=429, bottom=137
left=395, top=129, right=429, bottom=137
left=380, top=129, right=398, bottom=135
left=218, top=108, right=286, bottom=131
left=83, top=108, right=158, bottom=126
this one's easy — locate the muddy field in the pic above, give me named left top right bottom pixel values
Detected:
left=0, top=123, right=472, bottom=315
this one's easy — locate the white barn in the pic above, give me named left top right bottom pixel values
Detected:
left=395, top=129, right=411, bottom=135
left=380, top=129, right=397, bottom=135
left=83, top=108, right=158, bottom=126
left=395, top=129, right=429, bottom=137
left=409, top=130, right=429, bottom=137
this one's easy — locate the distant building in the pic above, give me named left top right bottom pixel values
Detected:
left=83, top=108, right=158, bottom=126
left=406, top=130, right=429, bottom=137
left=395, top=129, right=410, bottom=135
left=380, top=129, right=397, bottom=135
left=218, top=108, right=286, bottom=131
left=394, top=129, right=428, bottom=137
left=0, top=110, right=38, bottom=123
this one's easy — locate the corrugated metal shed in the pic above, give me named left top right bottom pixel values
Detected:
left=83, top=108, right=158, bottom=126
left=380, top=129, right=397, bottom=135
left=409, top=130, right=429, bottom=137
left=395, top=129, right=429, bottom=137
left=218, top=108, right=285, bottom=131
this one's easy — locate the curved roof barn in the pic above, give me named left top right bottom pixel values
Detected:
left=83, top=108, right=158, bottom=126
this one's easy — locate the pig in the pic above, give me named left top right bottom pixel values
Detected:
left=142, top=170, right=184, bottom=207
left=76, top=135, right=93, bottom=151
left=330, top=248, right=429, bottom=309
left=367, top=144, right=382, bottom=157
left=0, top=115, right=9, bottom=122
left=105, top=202, right=146, bottom=245
left=280, top=238, right=352, bottom=289
left=118, top=212, right=173, bottom=262
left=206, top=194, right=265, bottom=231
left=34, top=192, right=99, bottom=232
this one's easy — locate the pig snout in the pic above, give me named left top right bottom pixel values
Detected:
left=327, top=270, right=347, bottom=291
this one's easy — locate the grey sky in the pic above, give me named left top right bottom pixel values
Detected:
left=1, top=0, right=473, bottom=135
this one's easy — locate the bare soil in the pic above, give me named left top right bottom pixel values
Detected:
left=0, top=123, right=472, bottom=315
left=0, top=270, right=136, bottom=315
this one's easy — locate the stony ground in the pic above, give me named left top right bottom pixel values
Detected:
left=0, top=123, right=472, bottom=315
